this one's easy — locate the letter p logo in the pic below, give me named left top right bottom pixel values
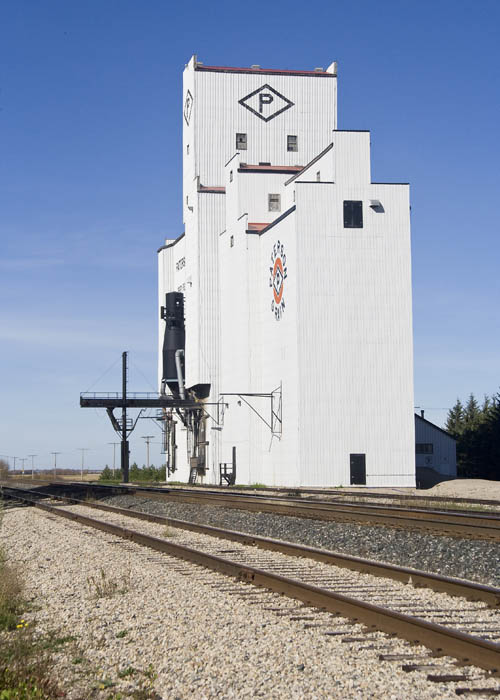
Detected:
left=259, top=92, right=274, bottom=113
left=239, top=84, right=294, bottom=122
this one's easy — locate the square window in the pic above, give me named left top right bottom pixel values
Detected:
left=236, top=133, right=247, bottom=150
left=268, top=194, right=281, bottom=212
left=343, top=200, right=363, bottom=228
left=287, top=135, right=298, bottom=152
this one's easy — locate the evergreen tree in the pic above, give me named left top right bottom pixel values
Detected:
left=480, top=394, right=493, bottom=425
left=464, top=393, right=481, bottom=431
left=445, top=398, right=465, bottom=436
left=484, top=391, right=500, bottom=480
left=129, top=462, right=141, bottom=481
left=99, top=466, right=113, bottom=481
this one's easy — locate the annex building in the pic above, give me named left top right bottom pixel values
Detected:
left=158, top=56, right=415, bottom=487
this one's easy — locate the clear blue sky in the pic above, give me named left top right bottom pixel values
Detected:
left=1, top=0, right=499, bottom=472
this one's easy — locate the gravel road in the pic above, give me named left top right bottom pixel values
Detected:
left=3, top=502, right=499, bottom=699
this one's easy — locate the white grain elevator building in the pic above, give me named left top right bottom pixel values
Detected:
left=158, top=56, right=415, bottom=488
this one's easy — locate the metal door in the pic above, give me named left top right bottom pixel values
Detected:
left=350, top=454, right=366, bottom=485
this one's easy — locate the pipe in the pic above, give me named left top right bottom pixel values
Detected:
left=175, top=349, right=186, bottom=400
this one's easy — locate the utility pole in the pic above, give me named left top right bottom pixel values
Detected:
left=28, top=455, right=37, bottom=480
left=108, top=442, right=120, bottom=478
left=77, top=448, right=89, bottom=481
left=141, top=435, right=155, bottom=470
left=121, top=351, right=130, bottom=483
left=51, top=452, right=61, bottom=480
left=19, top=457, right=27, bottom=476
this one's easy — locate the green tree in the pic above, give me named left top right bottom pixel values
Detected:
left=99, top=466, right=113, bottom=481
left=445, top=398, right=465, bottom=436
left=464, top=393, right=481, bottom=431
left=129, top=462, right=141, bottom=481
left=0, top=459, right=9, bottom=481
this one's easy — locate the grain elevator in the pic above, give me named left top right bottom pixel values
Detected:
left=158, top=56, right=415, bottom=487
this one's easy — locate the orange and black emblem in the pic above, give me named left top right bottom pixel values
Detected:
left=269, top=241, right=287, bottom=321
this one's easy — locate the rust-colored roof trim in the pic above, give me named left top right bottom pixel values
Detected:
left=198, top=185, right=226, bottom=194
left=195, top=65, right=336, bottom=78
left=239, top=164, right=303, bottom=174
left=246, top=222, right=270, bottom=232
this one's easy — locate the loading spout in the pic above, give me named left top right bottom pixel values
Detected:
left=175, top=349, right=186, bottom=400
left=160, top=292, right=185, bottom=397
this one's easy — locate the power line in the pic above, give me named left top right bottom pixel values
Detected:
left=77, top=448, right=89, bottom=481
left=50, top=452, right=61, bottom=479
left=141, top=436, right=155, bottom=469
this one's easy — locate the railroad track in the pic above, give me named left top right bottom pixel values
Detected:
left=33, top=480, right=500, bottom=541
left=2, top=484, right=500, bottom=687
left=12, top=477, right=500, bottom=509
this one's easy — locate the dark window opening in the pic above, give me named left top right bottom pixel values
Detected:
left=344, top=200, right=363, bottom=228
left=268, top=194, right=281, bottom=212
left=287, top=135, right=298, bottom=152
left=236, top=133, right=247, bottom=150
left=416, top=443, right=434, bottom=454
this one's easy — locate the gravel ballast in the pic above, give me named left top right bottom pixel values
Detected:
left=2, top=502, right=499, bottom=699
left=101, top=494, right=500, bottom=587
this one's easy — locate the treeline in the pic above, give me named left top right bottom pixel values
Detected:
left=445, top=392, right=500, bottom=479
left=99, top=463, right=166, bottom=482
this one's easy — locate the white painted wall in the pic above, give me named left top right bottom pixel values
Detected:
left=158, top=59, right=416, bottom=487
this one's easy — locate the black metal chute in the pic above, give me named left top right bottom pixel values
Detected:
left=160, top=292, right=185, bottom=397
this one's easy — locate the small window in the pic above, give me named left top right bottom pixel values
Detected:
left=229, top=170, right=233, bottom=182
left=236, top=133, right=247, bottom=150
left=186, top=144, right=190, bottom=155
left=230, top=235, right=234, bottom=247
left=268, top=194, right=281, bottom=212
left=287, top=135, right=298, bottom=152
left=416, top=443, right=434, bottom=454
left=344, top=200, right=363, bottom=228
left=316, top=171, right=321, bottom=182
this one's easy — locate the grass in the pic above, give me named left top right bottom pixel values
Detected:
left=0, top=523, right=63, bottom=698
left=0, top=506, right=160, bottom=699
left=86, top=566, right=131, bottom=599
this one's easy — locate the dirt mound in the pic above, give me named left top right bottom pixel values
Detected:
left=424, top=478, right=500, bottom=501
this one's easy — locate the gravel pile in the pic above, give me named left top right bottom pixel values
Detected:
left=102, top=495, right=500, bottom=587
left=3, top=504, right=488, bottom=699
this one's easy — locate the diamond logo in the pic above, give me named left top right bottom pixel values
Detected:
left=239, top=84, right=294, bottom=122
left=273, top=266, right=283, bottom=299
left=183, top=90, right=193, bottom=125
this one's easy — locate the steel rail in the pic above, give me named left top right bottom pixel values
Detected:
left=3, top=487, right=500, bottom=674
left=6, top=479, right=500, bottom=540
left=64, top=482, right=500, bottom=540
left=7, top=485, right=500, bottom=607
left=7, top=477, right=500, bottom=509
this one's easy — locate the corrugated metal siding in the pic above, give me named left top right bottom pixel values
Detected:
left=193, top=69, right=337, bottom=187
left=415, top=416, right=457, bottom=477
left=172, top=62, right=415, bottom=487
left=295, top=173, right=415, bottom=487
